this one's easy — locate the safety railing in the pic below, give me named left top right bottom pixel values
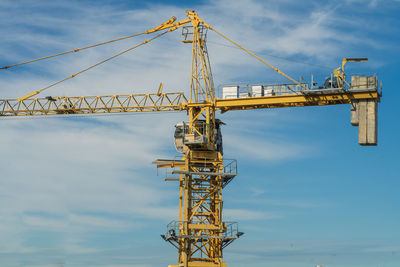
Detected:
left=182, top=25, right=208, bottom=43
left=165, top=220, right=239, bottom=239
left=223, top=159, right=237, bottom=176
left=180, top=121, right=210, bottom=146
left=218, top=72, right=379, bottom=100
left=308, top=72, right=378, bottom=90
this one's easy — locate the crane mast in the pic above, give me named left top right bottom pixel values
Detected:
left=0, top=10, right=381, bottom=267
left=169, top=11, right=234, bottom=267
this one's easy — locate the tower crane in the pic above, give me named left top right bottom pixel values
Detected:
left=0, top=10, right=381, bottom=267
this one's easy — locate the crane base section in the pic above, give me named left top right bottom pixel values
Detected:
left=168, top=263, right=227, bottom=267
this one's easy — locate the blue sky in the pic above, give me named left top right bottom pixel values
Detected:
left=0, top=0, right=399, bottom=267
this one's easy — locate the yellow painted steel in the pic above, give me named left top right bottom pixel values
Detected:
left=0, top=10, right=382, bottom=267
left=1, top=90, right=380, bottom=117
left=17, top=90, right=41, bottom=102
left=333, top=58, right=369, bottom=88
left=214, top=90, right=380, bottom=112
left=174, top=10, right=228, bottom=267
left=0, top=93, right=187, bottom=116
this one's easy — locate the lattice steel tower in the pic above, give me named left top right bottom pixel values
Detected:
left=155, top=11, right=242, bottom=267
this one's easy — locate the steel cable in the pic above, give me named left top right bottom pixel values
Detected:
left=0, top=16, right=178, bottom=70
left=20, top=30, right=170, bottom=98
left=0, top=32, right=150, bottom=70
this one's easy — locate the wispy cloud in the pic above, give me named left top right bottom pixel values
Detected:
left=226, top=239, right=400, bottom=266
left=224, top=133, right=312, bottom=161
left=224, top=208, right=281, bottom=221
left=0, top=0, right=395, bottom=266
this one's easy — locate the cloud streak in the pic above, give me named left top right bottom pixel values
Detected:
left=0, top=0, right=395, bottom=266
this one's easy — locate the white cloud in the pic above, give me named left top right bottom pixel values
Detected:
left=22, top=214, right=68, bottom=229
left=224, top=133, right=311, bottom=161
left=345, top=0, right=383, bottom=7
left=226, top=239, right=400, bottom=266
left=0, top=0, right=392, bottom=266
left=68, top=214, right=134, bottom=228
left=224, top=208, right=281, bottom=220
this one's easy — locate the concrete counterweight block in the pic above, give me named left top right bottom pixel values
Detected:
left=351, top=75, right=378, bottom=146
left=351, top=100, right=359, bottom=126
left=367, top=99, right=378, bottom=145
left=358, top=99, right=377, bottom=146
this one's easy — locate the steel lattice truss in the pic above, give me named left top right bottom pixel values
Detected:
left=0, top=93, right=187, bottom=116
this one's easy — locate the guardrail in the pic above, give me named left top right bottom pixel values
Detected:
left=218, top=72, right=379, bottom=99
left=165, top=220, right=239, bottom=239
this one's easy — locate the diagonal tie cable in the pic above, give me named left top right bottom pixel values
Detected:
left=1, top=17, right=177, bottom=70
left=201, top=22, right=309, bottom=92
left=17, top=30, right=172, bottom=101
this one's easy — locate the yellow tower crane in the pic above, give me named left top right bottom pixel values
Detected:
left=0, top=10, right=381, bottom=267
